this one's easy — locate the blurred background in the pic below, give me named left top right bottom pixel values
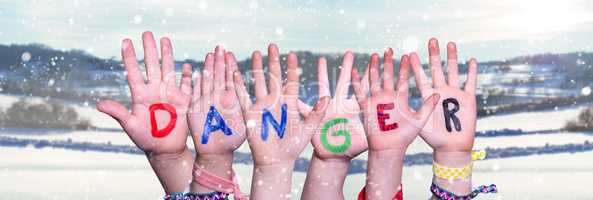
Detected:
left=1, top=0, right=593, bottom=199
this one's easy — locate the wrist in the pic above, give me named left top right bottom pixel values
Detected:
left=365, top=149, right=406, bottom=199
left=311, top=152, right=351, bottom=168
left=190, top=153, right=234, bottom=193
left=147, top=148, right=192, bottom=163
left=146, top=148, right=194, bottom=193
left=433, top=151, right=471, bottom=167
left=250, top=162, right=295, bottom=199
left=302, top=154, right=349, bottom=200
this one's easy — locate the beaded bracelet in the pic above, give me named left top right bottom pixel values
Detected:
left=430, top=183, right=497, bottom=200
left=164, top=191, right=230, bottom=200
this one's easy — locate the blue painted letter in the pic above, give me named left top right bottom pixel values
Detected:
left=261, top=103, right=288, bottom=141
left=201, top=106, right=233, bottom=144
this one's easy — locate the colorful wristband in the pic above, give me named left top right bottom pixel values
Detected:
left=357, top=184, right=403, bottom=200
left=192, top=163, right=248, bottom=200
left=432, top=161, right=473, bottom=181
left=164, top=191, right=229, bottom=200
left=430, top=182, right=497, bottom=200
left=433, top=150, right=487, bottom=181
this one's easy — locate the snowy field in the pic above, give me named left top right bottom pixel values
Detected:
left=2, top=146, right=593, bottom=200
left=2, top=94, right=593, bottom=199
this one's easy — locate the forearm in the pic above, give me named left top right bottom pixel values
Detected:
left=147, top=148, right=194, bottom=193
left=250, top=162, right=295, bottom=199
left=190, top=153, right=234, bottom=193
left=432, top=151, right=472, bottom=197
left=301, top=153, right=349, bottom=200
left=366, top=149, right=405, bottom=200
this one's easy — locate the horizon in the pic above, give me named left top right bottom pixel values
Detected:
left=1, top=0, right=592, bottom=62
left=2, top=41, right=592, bottom=64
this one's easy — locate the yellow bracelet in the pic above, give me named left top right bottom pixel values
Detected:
left=433, top=161, right=473, bottom=181
left=432, top=150, right=487, bottom=181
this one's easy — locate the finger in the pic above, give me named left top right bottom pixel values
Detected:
left=409, top=52, right=431, bottom=96
left=351, top=67, right=365, bottom=102
left=396, top=55, right=410, bottom=106
left=369, top=53, right=381, bottom=94
left=225, top=52, right=239, bottom=91
left=383, top=48, right=395, bottom=90
left=213, top=45, right=226, bottom=91
left=298, top=100, right=313, bottom=117
left=252, top=51, right=267, bottom=98
left=142, top=31, right=161, bottom=83
left=160, top=37, right=175, bottom=82
left=464, top=58, right=478, bottom=94
left=336, top=51, right=354, bottom=98
left=180, top=63, right=192, bottom=95
left=304, top=96, right=330, bottom=124
left=285, top=52, right=299, bottom=96
left=428, top=38, right=446, bottom=88
left=360, top=64, right=370, bottom=98
left=96, top=100, right=131, bottom=124
left=416, top=93, right=440, bottom=122
left=121, top=39, right=145, bottom=93
left=202, top=53, right=214, bottom=97
left=447, top=42, right=460, bottom=88
left=192, top=70, right=202, bottom=101
left=268, top=44, right=282, bottom=97
left=317, top=57, right=331, bottom=97
left=233, top=70, right=252, bottom=111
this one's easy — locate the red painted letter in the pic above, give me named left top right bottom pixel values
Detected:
left=149, top=103, right=177, bottom=138
left=377, top=103, right=398, bottom=131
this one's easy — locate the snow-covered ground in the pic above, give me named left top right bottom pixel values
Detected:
left=2, top=146, right=592, bottom=200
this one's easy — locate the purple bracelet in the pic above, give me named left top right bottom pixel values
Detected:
left=430, top=183, right=497, bottom=200
left=164, top=191, right=229, bottom=200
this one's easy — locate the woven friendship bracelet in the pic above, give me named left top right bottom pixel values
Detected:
left=164, top=191, right=230, bottom=200
left=430, top=182, right=497, bottom=200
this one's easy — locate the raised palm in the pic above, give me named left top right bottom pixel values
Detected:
left=188, top=46, right=246, bottom=155
left=411, top=38, right=478, bottom=152
left=232, top=44, right=328, bottom=166
left=299, top=52, right=368, bottom=160
left=97, top=31, right=191, bottom=156
left=353, top=49, right=439, bottom=152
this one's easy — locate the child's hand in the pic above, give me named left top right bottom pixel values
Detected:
left=233, top=44, right=328, bottom=166
left=353, top=48, right=440, bottom=152
left=188, top=47, right=246, bottom=155
left=353, top=49, right=439, bottom=200
left=232, top=44, right=329, bottom=199
left=300, top=52, right=368, bottom=161
left=300, top=52, right=368, bottom=200
left=186, top=46, right=248, bottom=193
left=96, top=31, right=192, bottom=192
left=97, top=31, right=191, bottom=156
left=410, top=38, right=478, bottom=157
left=410, top=38, right=478, bottom=195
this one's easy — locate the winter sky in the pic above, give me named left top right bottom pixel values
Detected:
left=1, top=0, right=593, bottom=61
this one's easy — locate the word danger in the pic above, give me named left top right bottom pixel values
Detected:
left=377, top=103, right=399, bottom=131
left=320, top=118, right=351, bottom=153
left=442, top=98, right=461, bottom=132
left=201, top=106, right=233, bottom=144
left=149, top=103, right=177, bottom=138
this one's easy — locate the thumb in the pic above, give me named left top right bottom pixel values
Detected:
left=96, top=100, right=132, bottom=124
left=417, top=93, right=440, bottom=122
left=304, top=96, right=330, bottom=123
